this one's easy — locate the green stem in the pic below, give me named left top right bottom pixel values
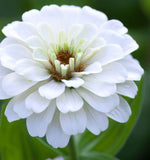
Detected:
left=68, top=136, right=78, bottom=160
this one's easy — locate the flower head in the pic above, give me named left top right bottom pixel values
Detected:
left=0, top=5, right=143, bottom=148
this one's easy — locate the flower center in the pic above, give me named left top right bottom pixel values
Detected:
left=47, top=31, right=86, bottom=81
left=56, top=50, right=74, bottom=65
left=48, top=48, right=85, bottom=81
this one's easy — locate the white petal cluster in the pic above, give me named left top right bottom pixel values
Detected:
left=0, top=5, right=143, bottom=148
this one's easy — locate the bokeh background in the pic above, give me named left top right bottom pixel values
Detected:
left=0, top=0, right=150, bottom=160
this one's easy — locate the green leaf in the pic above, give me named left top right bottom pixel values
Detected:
left=0, top=102, right=63, bottom=160
left=0, top=103, right=30, bottom=160
left=36, top=137, right=68, bottom=157
left=79, top=152, right=119, bottom=160
left=0, top=101, right=7, bottom=127
left=77, top=77, right=144, bottom=155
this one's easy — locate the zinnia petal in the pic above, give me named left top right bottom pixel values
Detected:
left=77, top=87, right=119, bottom=113
left=2, top=73, right=36, bottom=96
left=39, top=80, right=65, bottom=99
left=56, top=88, right=83, bottom=113
left=46, top=111, right=70, bottom=148
left=27, top=100, right=56, bottom=137
left=25, top=91, right=50, bottom=113
left=60, top=108, right=87, bottom=135
left=84, top=102, right=108, bottom=135
left=117, top=81, right=138, bottom=98
left=106, top=96, right=132, bottom=123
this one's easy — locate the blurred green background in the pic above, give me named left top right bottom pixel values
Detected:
left=0, top=0, right=150, bottom=160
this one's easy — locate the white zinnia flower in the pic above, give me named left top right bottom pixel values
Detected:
left=0, top=5, right=143, bottom=148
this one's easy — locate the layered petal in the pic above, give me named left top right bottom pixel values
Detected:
left=118, top=55, right=144, bottom=81
left=0, top=37, right=27, bottom=48
left=39, top=80, right=65, bottom=99
left=0, top=56, right=16, bottom=71
left=40, top=5, right=64, bottom=35
left=26, top=36, right=46, bottom=49
left=15, top=59, right=50, bottom=81
left=25, top=91, right=50, bottom=113
left=22, top=9, right=41, bottom=24
left=56, top=88, right=83, bottom=113
left=32, top=48, right=49, bottom=61
left=13, top=99, right=33, bottom=118
left=84, top=103, right=108, bottom=135
left=2, top=21, right=38, bottom=40
left=60, top=108, right=87, bottom=135
left=0, top=80, right=11, bottom=99
left=82, top=75, right=116, bottom=97
left=37, top=23, right=55, bottom=44
left=99, top=30, right=139, bottom=55
left=100, top=20, right=128, bottom=34
left=77, top=87, right=119, bottom=113
left=46, top=111, right=70, bottom=148
left=0, top=64, right=12, bottom=99
left=62, top=77, right=84, bottom=88
left=86, top=37, right=105, bottom=50
left=80, top=6, right=107, bottom=26
left=26, top=100, right=56, bottom=137
left=2, top=73, right=36, bottom=97
left=87, top=44, right=124, bottom=65
left=5, top=99, right=21, bottom=122
left=1, top=44, right=31, bottom=70
left=96, top=62, right=127, bottom=83
left=117, top=81, right=138, bottom=98
left=106, top=97, right=131, bottom=123
left=73, top=62, right=102, bottom=76
left=0, top=62, right=11, bottom=77
left=60, top=5, right=81, bottom=30
left=9, top=87, right=39, bottom=118
left=74, top=24, right=99, bottom=50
